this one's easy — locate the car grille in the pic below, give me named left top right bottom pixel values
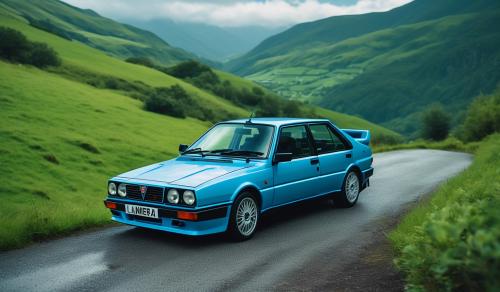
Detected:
left=125, top=185, right=164, bottom=203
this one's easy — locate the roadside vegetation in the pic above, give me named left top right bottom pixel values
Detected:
left=389, top=90, right=500, bottom=291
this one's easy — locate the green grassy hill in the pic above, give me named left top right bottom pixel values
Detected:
left=227, top=0, right=500, bottom=137
left=225, top=0, right=498, bottom=75
left=0, top=7, right=400, bottom=249
left=0, top=0, right=197, bottom=66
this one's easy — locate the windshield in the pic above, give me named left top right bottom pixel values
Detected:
left=186, top=123, right=274, bottom=158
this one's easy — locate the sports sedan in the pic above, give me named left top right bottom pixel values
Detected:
left=104, top=118, right=374, bottom=240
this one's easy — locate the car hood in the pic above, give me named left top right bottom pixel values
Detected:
left=116, top=156, right=254, bottom=188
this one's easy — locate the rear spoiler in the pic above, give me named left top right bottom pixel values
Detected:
left=341, top=129, right=371, bottom=145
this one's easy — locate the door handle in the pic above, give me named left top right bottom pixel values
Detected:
left=346, top=153, right=352, bottom=158
left=310, top=158, right=319, bottom=165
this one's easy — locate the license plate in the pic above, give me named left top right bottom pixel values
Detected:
left=125, top=204, right=158, bottom=219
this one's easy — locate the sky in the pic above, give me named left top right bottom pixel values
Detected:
left=63, top=0, right=413, bottom=28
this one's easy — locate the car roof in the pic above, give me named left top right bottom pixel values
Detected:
left=223, top=118, right=331, bottom=127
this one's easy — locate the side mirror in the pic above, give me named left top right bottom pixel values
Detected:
left=273, top=152, right=293, bottom=165
left=178, top=144, right=188, bottom=153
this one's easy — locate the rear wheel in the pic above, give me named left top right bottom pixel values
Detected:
left=227, top=192, right=259, bottom=241
left=333, top=170, right=360, bottom=208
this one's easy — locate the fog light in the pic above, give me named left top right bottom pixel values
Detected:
left=104, top=201, right=117, bottom=209
left=177, top=211, right=198, bottom=221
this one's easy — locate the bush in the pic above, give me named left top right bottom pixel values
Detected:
left=391, top=134, right=500, bottom=291
left=421, top=104, right=450, bottom=141
left=125, top=57, right=155, bottom=68
left=462, top=92, right=500, bottom=142
left=144, top=85, right=187, bottom=118
left=28, top=42, right=61, bottom=68
left=0, top=26, right=31, bottom=62
left=0, top=26, right=61, bottom=68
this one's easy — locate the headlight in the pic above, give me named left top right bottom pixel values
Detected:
left=108, top=182, right=116, bottom=195
left=167, top=189, right=179, bottom=204
left=183, top=190, right=196, bottom=205
left=118, top=184, right=127, bottom=197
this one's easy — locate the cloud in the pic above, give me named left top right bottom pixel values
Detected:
left=63, top=0, right=413, bottom=27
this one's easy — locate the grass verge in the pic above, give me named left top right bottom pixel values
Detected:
left=389, top=134, right=500, bottom=291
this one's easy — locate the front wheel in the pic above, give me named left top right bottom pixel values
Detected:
left=227, top=192, right=259, bottom=241
left=333, top=170, right=360, bottom=208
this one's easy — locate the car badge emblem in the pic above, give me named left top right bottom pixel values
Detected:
left=140, top=186, right=147, bottom=199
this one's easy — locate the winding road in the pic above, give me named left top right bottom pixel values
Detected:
left=0, top=150, right=472, bottom=292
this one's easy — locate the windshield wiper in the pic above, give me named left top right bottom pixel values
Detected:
left=182, top=148, right=210, bottom=157
left=218, top=150, right=264, bottom=157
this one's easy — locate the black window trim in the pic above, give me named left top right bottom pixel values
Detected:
left=274, top=123, right=317, bottom=161
left=307, top=122, right=353, bottom=155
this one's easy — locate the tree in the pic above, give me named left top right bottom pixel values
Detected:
left=421, top=104, right=450, bottom=141
left=0, top=27, right=30, bottom=62
left=462, top=92, right=500, bottom=142
left=28, top=42, right=61, bottom=68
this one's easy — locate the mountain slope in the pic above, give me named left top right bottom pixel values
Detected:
left=124, top=19, right=284, bottom=62
left=227, top=0, right=500, bottom=136
left=226, top=0, right=498, bottom=75
left=0, top=0, right=197, bottom=66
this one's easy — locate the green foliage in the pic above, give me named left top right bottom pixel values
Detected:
left=1, top=0, right=197, bottom=66
left=0, top=26, right=60, bottom=68
left=125, top=56, right=155, bottom=68
left=390, top=134, right=500, bottom=291
left=421, top=104, right=451, bottom=141
left=145, top=85, right=194, bottom=119
left=27, top=42, right=61, bottom=68
left=462, top=91, right=500, bottom=142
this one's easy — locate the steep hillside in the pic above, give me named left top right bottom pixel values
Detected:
left=227, top=0, right=500, bottom=137
left=226, top=0, right=498, bottom=75
left=0, top=0, right=197, bottom=66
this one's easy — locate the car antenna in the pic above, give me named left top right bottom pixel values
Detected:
left=246, top=112, right=254, bottom=124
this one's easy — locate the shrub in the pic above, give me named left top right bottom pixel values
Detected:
left=0, top=26, right=60, bottom=68
left=125, top=57, right=155, bottom=68
left=0, top=26, right=31, bottom=62
left=144, top=85, right=187, bottom=118
left=462, top=92, right=500, bottom=142
left=28, top=42, right=61, bottom=68
left=166, top=60, right=214, bottom=79
left=421, top=104, right=450, bottom=141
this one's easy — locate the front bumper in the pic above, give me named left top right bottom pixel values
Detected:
left=104, top=200, right=230, bottom=236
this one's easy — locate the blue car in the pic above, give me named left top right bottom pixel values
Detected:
left=104, top=118, right=373, bottom=240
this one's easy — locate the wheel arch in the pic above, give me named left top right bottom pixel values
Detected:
left=231, top=183, right=262, bottom=209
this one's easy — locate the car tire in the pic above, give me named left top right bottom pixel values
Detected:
left=333, top=170, right=360, bottom=208
left=227, top=191, right=260, bottom=241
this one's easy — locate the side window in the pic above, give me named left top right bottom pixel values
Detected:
left=309, top=124, right=348, bottom=154
left=277, top=125, right=313, bottom=159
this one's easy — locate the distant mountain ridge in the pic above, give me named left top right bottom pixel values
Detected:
left=0, top=0, right=198, bottom=66
left=225, top=0, right=500, bottom=137
left=123, top=19, right=285, bottom=62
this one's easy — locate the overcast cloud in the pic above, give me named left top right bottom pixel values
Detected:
left=63, top=0, right=413, bottom=27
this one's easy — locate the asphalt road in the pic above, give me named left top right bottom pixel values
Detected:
left=0, top=150, right=472, bottom=292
